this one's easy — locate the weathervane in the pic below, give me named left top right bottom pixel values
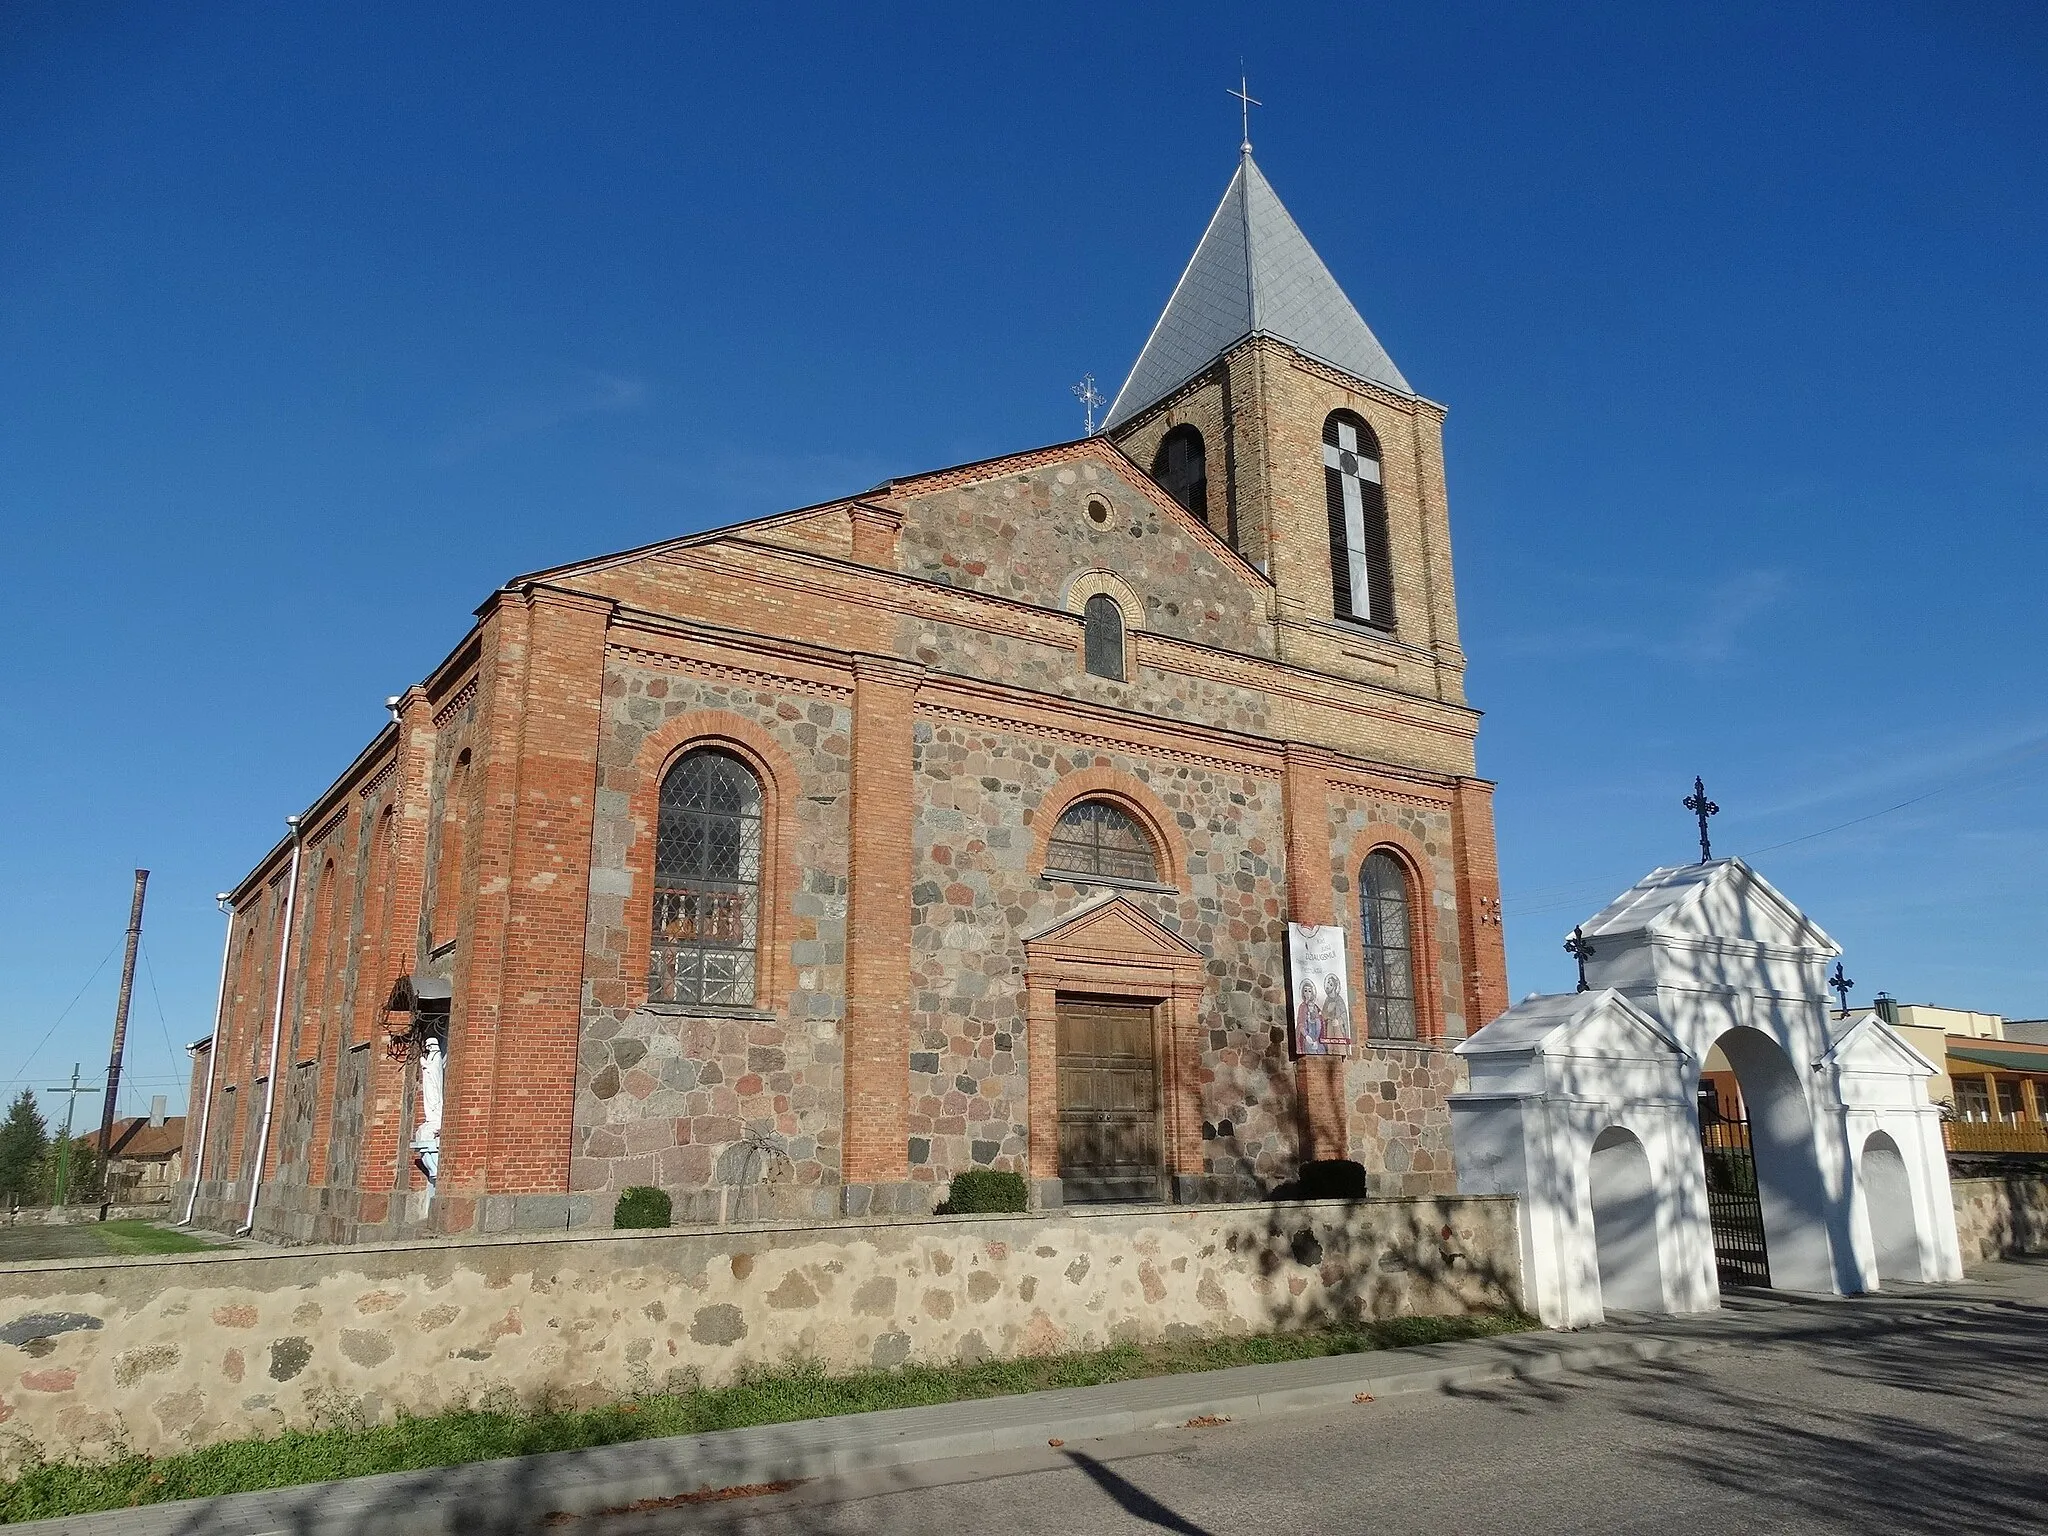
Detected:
left=1684, top=775, right=1720, bottom=864
left=1071, top=374, right=1104, bottom=435
left=1828, top=961, right=1855, bottom=1014
left=1564, top=926, right=1596, bottom=993
left=1228, top=72, right=1260, bottom=152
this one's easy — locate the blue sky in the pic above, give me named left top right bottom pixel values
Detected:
left=3, top=2, right=2043, bottom=1122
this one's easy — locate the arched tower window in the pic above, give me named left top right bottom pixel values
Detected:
left=1045, top=798, right=1159, bottom=883
left=1324, top=411, right=1394, bottom=628
left=1153, top=425, right=1208, bottom=523
left=651, top=747, right=763, bottom=1006
left=1359, top=850, right=1418, bottom=1040
left=1083, top=593, right=1126, bottom=681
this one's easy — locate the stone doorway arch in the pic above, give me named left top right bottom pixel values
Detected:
left=1589, top=1126, right=1665, bottom=1313
left=1860, top=1130, right=1919, bottom=1284
left=1712, top=1026, right=1834, bottom=1293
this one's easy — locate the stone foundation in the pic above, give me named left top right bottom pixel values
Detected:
left=0, top=1195, right=1520, bottom=1472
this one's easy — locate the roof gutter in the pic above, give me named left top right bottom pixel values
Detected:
left=238, top=816, right=303, bottom=1236
left=177, top=892, right=236, bottom=1226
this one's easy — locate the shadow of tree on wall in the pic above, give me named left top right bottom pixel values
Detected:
left=1240, top=1193, right=1523, bottom=1332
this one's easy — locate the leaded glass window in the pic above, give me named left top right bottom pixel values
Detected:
left=1083, top=593, right=1126, bottom=681
left=1045, top=799, right=1159, bottom=883
left=650, top=748, right=762, bottom=1006
left=1360, top=851, right=1418, bottom=1040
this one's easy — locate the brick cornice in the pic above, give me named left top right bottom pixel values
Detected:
left=666, top=540, right=1479, bottom=745
left=850, top=653, right=925, bottom=689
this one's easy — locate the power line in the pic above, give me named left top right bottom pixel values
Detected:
left=5, top=943, right=118, bottom=1098
left=137, top=940, right=188, bottom=1117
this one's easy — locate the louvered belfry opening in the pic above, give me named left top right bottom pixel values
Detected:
left=1055, top=996, right=1164, bottom=1202
left=1152, top=424, right=1209, bottom=523
left=1324, top=410, right=1395, bottom=629
left=651, top=747, right=762, bottom=1006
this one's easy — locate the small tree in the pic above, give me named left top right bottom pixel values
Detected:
left=0, top=1090, right=50, bottom=1205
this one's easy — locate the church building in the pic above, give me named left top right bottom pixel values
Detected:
left=184, top=142, right=1511, bottom=1243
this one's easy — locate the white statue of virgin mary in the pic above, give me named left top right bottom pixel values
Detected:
left=413, top=1035, right=445, bottom=1182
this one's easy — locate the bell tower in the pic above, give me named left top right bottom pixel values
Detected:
left=1106, top=147, right=1468, bottom=709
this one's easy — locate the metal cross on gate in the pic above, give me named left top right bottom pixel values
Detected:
left=1565, top=926, right=1596, bottom=993
left=1829, top=961, right=1856, bottom=1013
left=1323, top=417, right=1382, bottom=620
left=1684, top=776, right=1720, bottom=863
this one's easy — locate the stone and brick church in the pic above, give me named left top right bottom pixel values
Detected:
left=185, top=143, right=1510, bottom=1243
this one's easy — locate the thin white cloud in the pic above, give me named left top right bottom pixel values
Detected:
left=435, top=370, right=647, bottom=463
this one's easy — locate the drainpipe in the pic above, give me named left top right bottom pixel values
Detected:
left=177, top=893, right=237, bottom=1226
left=239, top=816, right=303, bottom=1236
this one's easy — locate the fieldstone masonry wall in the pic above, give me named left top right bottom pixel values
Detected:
left=1950, top=1173, right=2048, bottom=1264
left=570, top=666, right=854, bottom=1216
left=0, top=1198, right=1520, bottom=1473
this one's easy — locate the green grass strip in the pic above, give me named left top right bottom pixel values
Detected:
left=0, top=1310, right=1531, bottom=1522
left=91, top=1222, right=218, bottom=1256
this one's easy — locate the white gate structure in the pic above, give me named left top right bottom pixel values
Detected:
left=1451, top=858, right=1962, bottom=1328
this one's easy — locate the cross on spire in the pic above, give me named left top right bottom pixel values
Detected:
left=1564, top=926, right=1596, bottom=993
left=1684, top=775, right=1720, bottom=864
left=1071, top=373, right=1104, bottom=435
left=1228, top=73, right=1261, bottom=153
left=1829, top=961, right=1856, bottom=1014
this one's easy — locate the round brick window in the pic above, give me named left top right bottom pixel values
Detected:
left=1085, top=496, right=1111, bottom=526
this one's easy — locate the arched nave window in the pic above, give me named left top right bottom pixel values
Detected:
left=1359, top=850, right=1418, bottom=1040
left=651, top=747, right=764, bottom=1007
left=1045, top=799, right=1160, bottom=884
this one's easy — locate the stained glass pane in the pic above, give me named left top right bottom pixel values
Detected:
left=650, top=748, right=764, bottom=1006
left=1360, top=851, right=1417, bottom=1041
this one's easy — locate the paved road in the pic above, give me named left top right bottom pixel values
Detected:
left=595, top=1267, right=2048, bottom=1536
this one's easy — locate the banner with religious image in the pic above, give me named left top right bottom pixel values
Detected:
left=1287, top=922, right=1355, bottom=1057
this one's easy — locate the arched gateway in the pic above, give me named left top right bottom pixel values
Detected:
left=1451, top=858, right=1963, bottom=1328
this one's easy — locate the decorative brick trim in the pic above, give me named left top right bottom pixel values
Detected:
left=356, top=758, right=397, bottom=802
left=431, top=677, right=479, bottom=728
left=621, top=709, right=802, bottom=1015
left=606, top=641, right=852, bottom=702
left=1026, top=767, right=1190, bottom=891
left=1343, top=824, right=1447, bottom=1045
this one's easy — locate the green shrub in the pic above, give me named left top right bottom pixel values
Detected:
left=613, top=1185, right=672, bottom=1229
left=939, top=1170, right=1028, bottom=1214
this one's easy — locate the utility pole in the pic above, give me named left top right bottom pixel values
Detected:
left=96, top=869, right=149, bottom=1202
left=47, top=1065, right=99, bottom=1207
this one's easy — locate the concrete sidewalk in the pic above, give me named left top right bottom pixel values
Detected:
left=29, top=1265, right=2048, bottom=1536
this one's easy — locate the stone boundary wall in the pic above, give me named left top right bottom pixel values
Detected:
left=1952, top=1174, right=2048, bottom=1266
left=0, top=1196, right=1519, bottom=1472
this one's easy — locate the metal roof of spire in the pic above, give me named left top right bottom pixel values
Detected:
left=1102, top=148, right=1412, bottom=432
